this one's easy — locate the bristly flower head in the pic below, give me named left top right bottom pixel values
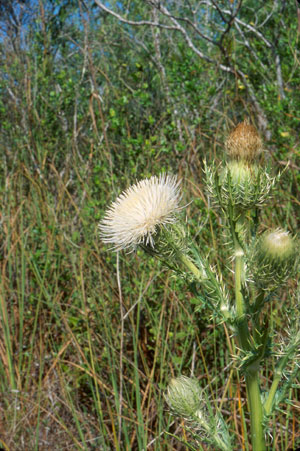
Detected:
left=165, top=376, right=232, bottom=450
left=99, top=174, right=182, bottom=251
left=165, top=376, right=203, bottom=420
left=225, top=119, right=262, bottom=162
left=218, top=160, right=274, bottom=211
left=260, top=229, right=294, bottom=260
left=251, top=229, right=298, bottom=288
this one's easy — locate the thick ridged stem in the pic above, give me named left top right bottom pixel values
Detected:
left=231, top=215, right=266, bottom=451
left=245, top=370, right=266, bottom=451
left=235, top=251, right=266, bottom=450
left=235, top=250, right=250, bottom=350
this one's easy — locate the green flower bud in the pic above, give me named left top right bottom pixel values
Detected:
left=225, top=161, right=258, bottom=185
left=165, top=376, right=233, bottom=451
left=225, top=119, right=262, bottom=162
left=260, top=230, right=294, bottom=260
left=252, top=229, right=298, bottom=288
left=219, top=161, right=273, bottom=211
left=165, top=376, right=203, bottom=419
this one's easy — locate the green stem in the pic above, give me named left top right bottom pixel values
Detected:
left=235, top=250, right=244, bottom=319
left=245, top=371, right=266, bottom=451
left=235, top=250, right=250, bottom=351
left=264, top=333, right=300, bottom=416
left=199, top=419, right=231, bottom=451
left=264, top=368, right=282, bottom=417
left=178, top=253, right=204, bottom=281
left=235, top=252, right=266, bottom=450
left=231, top=215, right=266, bottom=451
left=252, top=291, right=265, bottom=344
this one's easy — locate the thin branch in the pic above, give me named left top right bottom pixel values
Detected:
left=218, top=0, right=243, bottom=48
left=234, top=21, right=269, bottom=74
left=275, top=53, right=286, bottom=100
left=147, top=2, right=215, bottom=64
left=93, top=0, right=177, bottom=30
left=147, top=0, right=218, bottom=46
left=214, top=5, right=273, bottom=48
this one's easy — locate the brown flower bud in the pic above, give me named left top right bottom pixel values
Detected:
left=225, top=119, right=262, bottom=161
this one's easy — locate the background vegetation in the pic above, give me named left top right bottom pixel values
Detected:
left=0, top=0, right=299, bottom=449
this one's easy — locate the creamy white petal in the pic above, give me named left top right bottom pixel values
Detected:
left=99, top=174, right=182, bottom=251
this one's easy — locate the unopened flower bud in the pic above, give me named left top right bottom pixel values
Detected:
left=165, top=375, right=233, bottom=450
left=226, top=119, right=262, bottom=162
left=165, top=376, right=203, bottom=419
left=204, top=159, right=277, bottom=213
left=253, top=229, right=297, bottom=288
left=260, top=230, right=294, bottom=260
left=225, top=161, right=258, bottom=185
left=219, top=161, right=269, bottom=211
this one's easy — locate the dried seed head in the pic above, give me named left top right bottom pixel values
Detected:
left=225, top=119, right=262, bottom=161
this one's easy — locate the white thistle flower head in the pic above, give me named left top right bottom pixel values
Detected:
left=99, top=174, right=182, bottom=251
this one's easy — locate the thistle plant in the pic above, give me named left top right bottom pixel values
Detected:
left=100, top=120, right=299, bottom=450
